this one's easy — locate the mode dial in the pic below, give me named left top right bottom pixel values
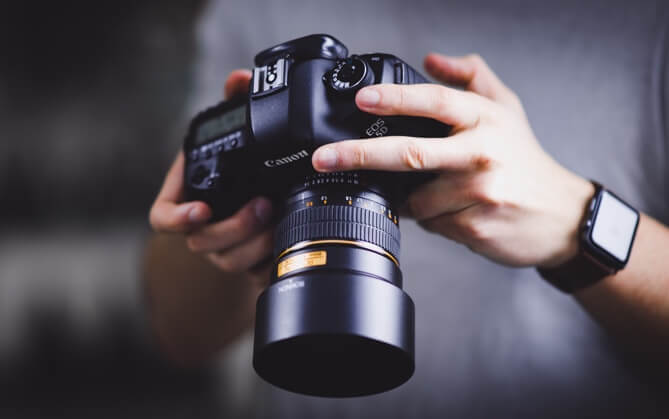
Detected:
left=327, top=56, right=373, bottom=93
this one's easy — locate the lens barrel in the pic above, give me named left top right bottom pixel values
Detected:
left=253, top=173, right=415, bottom=397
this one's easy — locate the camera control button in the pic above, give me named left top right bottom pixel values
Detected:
left=393, top=63, right=405, bottom=84
left=328, top=57, right=372, bottom=93
left=190, top=165, right=209, bottom=185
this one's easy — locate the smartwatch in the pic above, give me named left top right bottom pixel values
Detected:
left=538, top=181, right=640, bottom=293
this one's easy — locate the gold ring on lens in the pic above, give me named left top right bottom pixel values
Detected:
left=276, top=239, right=400, bottom=267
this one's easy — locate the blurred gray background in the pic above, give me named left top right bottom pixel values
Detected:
left=1, top=0, right=668, bottom=418
left=0, top=1, right=222, bottom=416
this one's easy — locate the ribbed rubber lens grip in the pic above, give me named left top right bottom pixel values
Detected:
left=275, top=205, right=400, bottom=259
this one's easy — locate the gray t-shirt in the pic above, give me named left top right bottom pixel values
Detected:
left=190, top=0, right=669, bottom=417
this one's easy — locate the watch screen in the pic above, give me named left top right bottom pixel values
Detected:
left=195, top=105, right=246, bottom=145
left=591, top=191, right=639, bottom=262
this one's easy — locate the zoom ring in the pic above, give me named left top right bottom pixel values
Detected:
left=275, top=205, right=401, bottom=258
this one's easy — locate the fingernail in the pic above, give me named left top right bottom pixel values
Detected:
left=357, top=88, right=380, bottom=107
left=188, top=205, right=207, bottom=222
left=314, top=147, right=338, bottom=170
left=254, top=198, right=272, bottom=225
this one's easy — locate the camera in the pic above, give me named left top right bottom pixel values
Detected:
left=183, top=34, right=450, bottom=397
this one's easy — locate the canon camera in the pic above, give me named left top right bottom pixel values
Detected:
left=182, top=34, right=450, bottom=397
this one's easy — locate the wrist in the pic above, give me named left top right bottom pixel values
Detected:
left=539, top=172, right=595, bottom=268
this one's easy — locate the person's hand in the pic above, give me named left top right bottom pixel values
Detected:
left=312, top=54, right=594, bottom=268
left=149, top=69, right=274, bottom=283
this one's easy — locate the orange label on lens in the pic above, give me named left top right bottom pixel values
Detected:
left=277, top=251, right=327, bottom=277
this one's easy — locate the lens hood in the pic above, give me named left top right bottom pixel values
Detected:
left=253, top=268, right=415, bottom=397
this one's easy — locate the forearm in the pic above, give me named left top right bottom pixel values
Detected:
left=143, top=233, right=260, bottom=364
left=575, top=214, right=669, bottom=364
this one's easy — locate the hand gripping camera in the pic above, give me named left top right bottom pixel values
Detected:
left=183, top=34, right=450, bottom=397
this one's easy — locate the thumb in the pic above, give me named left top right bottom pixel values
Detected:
left=224, top=69, right=253, bottom=99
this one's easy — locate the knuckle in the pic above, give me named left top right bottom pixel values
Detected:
left=401, top=140, right=428, bottom=170
left=433, top=86, right=452, bottom=116
left=350, top=143, right=369, bottom=167
left=470, top=151, right=493, bottom=171
left=467, top=53, right=485, bottom=67
left=395, top=85, right=407, bottom=111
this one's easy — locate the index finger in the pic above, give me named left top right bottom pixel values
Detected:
left=355, top=83, right=491, bottom=128
left=312, top=132, right=488, bottom=173
left=149, top=152, right=212, bottom=233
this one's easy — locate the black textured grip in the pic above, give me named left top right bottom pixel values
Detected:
left=275, top=205, right=401, bottom=259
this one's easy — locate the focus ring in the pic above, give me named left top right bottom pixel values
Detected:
left=275, top=205, right=400, bottom=259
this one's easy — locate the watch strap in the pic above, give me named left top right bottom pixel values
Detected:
left=537, top=252, right=613, bottom=293
left=537, top=181, right=614, bottom=293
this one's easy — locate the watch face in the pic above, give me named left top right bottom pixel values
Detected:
left=590, top=191, right=639, bottom=263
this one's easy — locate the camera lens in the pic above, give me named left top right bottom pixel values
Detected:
left=253, top=171, right=415, bottom=397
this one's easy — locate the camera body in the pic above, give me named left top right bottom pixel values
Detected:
left=184, top=34, right=449, bottom=220
left=182, top=34, right=450, bottom=398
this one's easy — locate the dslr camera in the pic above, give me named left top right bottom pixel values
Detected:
left=183, top=34, right=450, bottom=397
